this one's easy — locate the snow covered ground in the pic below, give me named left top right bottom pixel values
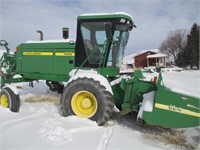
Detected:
left=0, top=70, right=200, bottom=150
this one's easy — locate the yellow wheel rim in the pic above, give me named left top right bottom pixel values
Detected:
left=0, top=94, right=9, bottom=108
left=71, top=90, right=98, bottom=118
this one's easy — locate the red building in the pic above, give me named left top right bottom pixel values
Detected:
left=134, top=51, right=166, bottom=68
left=134, top=51, right=156, bottom=68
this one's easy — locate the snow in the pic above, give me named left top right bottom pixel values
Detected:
left=142, top=70, right=200, bottom=98
left=161, top=67, right=184, bottom=72
left=124, top=49, right=160, bottom=60
left=110, top=78, right=122, bottom=86
left=3, top=85, right=19, bottom=95
left=0, top=49, right=5, bottom=56
left=123, top=49, right=160, bottom=65
left=0, top=71, right=200, bottom=150
left=142, top=91, right=155, bottom=112
left=137, top=91, right=155, bottom=119
left=25, top=39, right=75, bottom=44
left=162, top=70, right=200, bottom=98
left=69, top=69, right=113, bottom=95
left=147, top=53, right=167, bottom=58
left=79, top=12, right=134, bottom=21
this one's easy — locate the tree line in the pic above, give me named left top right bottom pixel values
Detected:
left=159, top=23, right=199, bottom=69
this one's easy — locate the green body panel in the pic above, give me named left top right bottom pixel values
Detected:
left=0, top=12, right=199, bottom=128
left=112, top=70, right=200, bottom=128
left=0, top=12, right=134, bottom=84
left=0, top=53, right=16, bottom=75
left=98, top=68, right=119, bottom=77
left=112, top=83, right=125, bottom=106
left=143, top=80, right=200, bottom=128
left=112, top=70, right=155, bottom=111
left=0, top=77, right=29, bottom=87
left=16, top=42, right=75, bottom=81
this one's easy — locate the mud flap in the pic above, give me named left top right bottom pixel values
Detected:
left=142, top=85, right=200, bottom=128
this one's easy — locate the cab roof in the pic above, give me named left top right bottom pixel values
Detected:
left=78, top=12, right=134, bottom=22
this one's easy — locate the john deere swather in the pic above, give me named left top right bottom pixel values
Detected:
left=0, top=12, right=199, bottom=128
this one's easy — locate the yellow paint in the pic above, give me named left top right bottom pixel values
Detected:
left=23, top=51, right=75, bottom=56
left=155, top=103, right=200, bottom=118
left=71, top=90, right=98, bottom=118
left=0, top=95, right=9, bottom=108
left=55, top=52, right=75, bottom=56
left=82, top=98, right=92, bottom=109
left=23, top=52, right=53, bottom=56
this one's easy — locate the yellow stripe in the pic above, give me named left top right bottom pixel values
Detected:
left=55, top=52, right=75, bottom=56
left=155, top=103, right=200, bottom=118
left=23, top=52, right=53, bottom=56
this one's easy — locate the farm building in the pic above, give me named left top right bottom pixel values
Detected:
left=134, top=50, right=167, bottom=68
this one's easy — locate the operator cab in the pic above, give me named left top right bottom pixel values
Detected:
left=75, top=12, right=135, bottom=76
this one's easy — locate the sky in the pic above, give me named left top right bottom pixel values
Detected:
left=0, top=0, right=199, bottom=55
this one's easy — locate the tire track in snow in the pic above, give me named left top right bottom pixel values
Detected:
left=96, top=126, right=114, bottom=150
left=1, top=103, right=58, bottom=127
left=40, top=116, right=100, bottom=144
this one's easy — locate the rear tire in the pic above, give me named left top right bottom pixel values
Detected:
left=61, top=77, right=114, bottom=125
left=0, top=87, right=20, bottom=112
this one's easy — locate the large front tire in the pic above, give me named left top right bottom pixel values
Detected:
left=61, top=77, right=114, bottom=125
left=0, top=87, right=20, bottom=112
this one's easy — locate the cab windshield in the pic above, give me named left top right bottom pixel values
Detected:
left=81, top=22, right=108, bottom=64
left=107, top=25, right=129, bottom=67
left=81, top=22, right=129, bottom=67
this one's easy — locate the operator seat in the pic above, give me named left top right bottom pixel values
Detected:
left=84, top=39, right=101, bottom=64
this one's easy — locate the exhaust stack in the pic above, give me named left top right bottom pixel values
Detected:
left=36, top=30, right=43, bottom=41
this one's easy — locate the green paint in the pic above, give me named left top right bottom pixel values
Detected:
left=0, top=13, right=199, bottom=128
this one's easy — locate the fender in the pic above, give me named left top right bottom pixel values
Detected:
left=68, top=69, right=113, bottom=95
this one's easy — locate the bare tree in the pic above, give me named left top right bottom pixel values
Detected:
left=159, top=30, right=187, bottom=65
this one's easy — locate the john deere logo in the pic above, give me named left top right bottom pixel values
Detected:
left=55, top=52, right=75, bottom=56
left=169, top=105, right=182, bottom=112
